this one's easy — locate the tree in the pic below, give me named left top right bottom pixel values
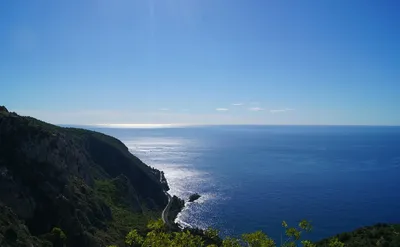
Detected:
left=280, top=220, right=314, bottom=247
left=118, top=219, right=345, bottom=247
left=142, top=231, right=171, bottom=247
left=241, top=231, right=275, bottom=247
left=171, top=230, right=204, bottom=247
left=222, top=237, right=241, bottom=247
left=125, top=229, right=144, bottom=247
left=49, top=227, right=67, bottom=247
left=147, top=218, right=166, bottom=232
left=328, top=238, right=344, bottom=247
left=301, top=240, right=316, bottom=247
left=205, top=228, right=220, bottom=242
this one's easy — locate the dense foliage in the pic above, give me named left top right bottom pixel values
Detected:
left=107, top=219, right=347, bottom=247
left=110, top=220, right=400, bottom=247
left=316, top=223, right=400, bottom=247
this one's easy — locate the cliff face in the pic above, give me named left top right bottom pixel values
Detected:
left=0, top=109, right=169, bottom=246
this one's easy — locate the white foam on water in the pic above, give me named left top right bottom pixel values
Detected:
left=123, top=136, right=218, bottom=229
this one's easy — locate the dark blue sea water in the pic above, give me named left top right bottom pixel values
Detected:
left=90, top=125, right=400, bottom=242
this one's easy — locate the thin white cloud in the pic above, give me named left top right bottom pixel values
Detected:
left=249, top=107, right=264, bottom=111
left=270, top=108, right=294, bottom=113
left=159, top=108, right=170, bottom=111
left=232, top=103, right=244, bottom=106
left=216, top=108, right=229, bottom=111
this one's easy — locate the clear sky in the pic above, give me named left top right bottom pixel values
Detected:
left=1, top=0, right=399, bottom=125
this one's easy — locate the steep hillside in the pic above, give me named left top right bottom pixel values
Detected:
left=316, top=223, right=400, bottom=247
left=0, top=107, right=169, bottom=246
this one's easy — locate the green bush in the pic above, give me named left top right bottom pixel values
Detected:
left=110, top=219, right=328, bottom=247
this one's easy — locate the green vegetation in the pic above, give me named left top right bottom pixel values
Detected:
left=125, top=229, right=144, bottom=246
left=316, top=223, right=400, bottom=247
left=93, top=178, right=160, bottom=244
left=41, top=227, right=67, bottom=247
left=0, top=110, right=168, bottom=246
left=50, top=228, right=66, bottom=241
left=107, top=219, right=400, bottom=247
left=110, top=219, right=335, bottom=247
left=0, top=203, right=49, bottom=246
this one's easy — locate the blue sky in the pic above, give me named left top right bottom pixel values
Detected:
left=1, top=0, right=399, bottom=125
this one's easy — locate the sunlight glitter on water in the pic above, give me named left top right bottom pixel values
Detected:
left=92, top=123, right=192, bottom=128
left=124, top=137, right=218, bottom=229
left=95, top=126, right=400, bottom=241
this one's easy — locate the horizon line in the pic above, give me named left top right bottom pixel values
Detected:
left=59, top=123, right=400, bottom=129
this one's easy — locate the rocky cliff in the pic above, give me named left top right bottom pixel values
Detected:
left=0, top=108, right=169, bottom=246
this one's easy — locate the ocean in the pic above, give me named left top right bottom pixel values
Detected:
left=89, top=125, right=400, bottom=242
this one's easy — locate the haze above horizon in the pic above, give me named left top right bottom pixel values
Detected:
left=1, top=0, right=399, bottom=126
